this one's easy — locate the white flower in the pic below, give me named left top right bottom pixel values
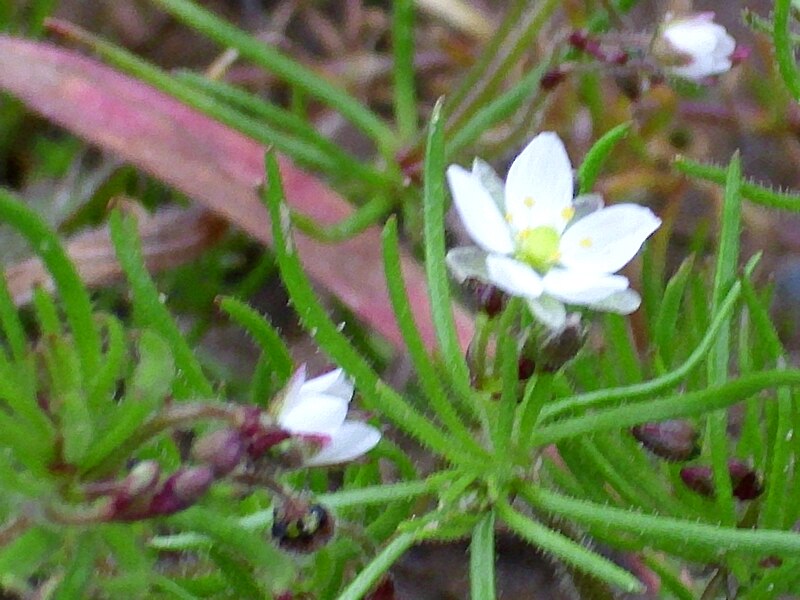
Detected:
left=446, top=132, right=661, bottom=330
left=658, top=13, right=736, bottom=80
left=275, top=366, right=381, bottom=466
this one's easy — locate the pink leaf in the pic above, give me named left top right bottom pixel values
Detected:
left=0, top=35, right=474, bottom=353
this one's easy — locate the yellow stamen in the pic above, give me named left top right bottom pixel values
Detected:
left=516, top=226, right=560, bottom=272
left=580, top=237, right=593, bottom=248
left=561, top=206, right=575, bottom=221
left=524, top=196, right=535, bottom=208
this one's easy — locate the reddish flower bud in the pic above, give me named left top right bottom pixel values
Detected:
left=567, top=30, right=606, bottom=60
left=680, top=460, right=762, bottom=500
left=149, top=466, right=215, bottom=516
left=366, top=576, right=396, bottom=600
left=111, top=460, right=162, bottom=514
left=728, top=460, right=762, bottom=500
left=517, top=357, right=536, bottom=381
left=237, top=406, right=292, bottom=459
left=465, top=279, right=507, bottom=317
left=731, top=45, right=751, bottom=65
left=192, top=429, right=245, bottom=476
left=631, top=420, right=699, bottom=461
left=609, top=50, right=630, bottom=66
left=540, top=68, right=568, bottom=91
left=523, top=313, right=586, bottom=373
left=680, top=465, right=715, bottom=497
left=247, top=429, right=292, bottom=459
left=568, top=30, right=590, bottom=51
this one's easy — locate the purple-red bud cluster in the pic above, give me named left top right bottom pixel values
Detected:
left=680, top=460, right=762, bottom=501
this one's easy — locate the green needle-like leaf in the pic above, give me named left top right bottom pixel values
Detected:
left=774, top=0, right=800, bottom=101
left=381, top=218, right=486, bottom=456
left=263, top=151, right=481, bottom=468
left=0, top=188, right=100, bottom=376
left=423, top=99, right=481, bottom=419
left=337, top=533, right=417, bottom=600
left=392, top=0, right=417, bottom=140
left=109, top=210, right=212, bottom=398
left=150, top=0, right=395, bottom=150
left=470, top=511, right=497, bottom=600
left=705, top=153, right=742, bottom=527
left=496, top=498, right=643, bottom=593
left=577, top=122, right=631, bottom=194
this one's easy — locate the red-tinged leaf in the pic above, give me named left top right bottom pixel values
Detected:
left=0, top=36, right=474, bottom=352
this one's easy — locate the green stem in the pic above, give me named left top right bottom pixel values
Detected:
left=533, top=370, right=800, bottom=446
left=392, top=0, right=417, bottom=141
left=774, top=0, right=800, bottom=101
left=704, top=154, right=741, bottom=527
left=541, top=278, right=742, bottom=420
left=149, top=0, right=395, bottom=151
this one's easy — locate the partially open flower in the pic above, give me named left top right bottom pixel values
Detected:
left=273, top=367, right=381, bottom=466
left=446, top=132, right=660, bottom=329
left=656, top=13, right=737, bottom=80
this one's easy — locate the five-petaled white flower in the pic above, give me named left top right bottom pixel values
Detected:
left=275, top=366, right=381, bottom=466
left=658, top=13, right=736, bottom=80
left=446, top=132, right=661, bottom=330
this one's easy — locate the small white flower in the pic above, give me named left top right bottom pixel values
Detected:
left=275, top=366, right=381, bottom=466
left=658, top=12, right=736, bottom=80
left=446, top=132, right=661, bottom=330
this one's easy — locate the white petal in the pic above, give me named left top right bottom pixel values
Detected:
left=505, top=132, right=574, bottom=233
left=301, top=369, right=354, bottom=402
left=305, top=422, right=381, bottom=466
left=570, top=193, right=604, bottom=225
left=486, top=255, right=544, bottom=299
left=447, top=165, right=514, bottom=254
left=559, top=204, right=660, bottom=274
left=664, top=21, right=720, bottom=55
left=543, top=268, right=630, bottom=305
left=279, top=394, right=348, bottom=435
left=527, top=296, right=567, bottom=330
left=662, top=15, right=735, bottom=79
left=446, top=247, right=489, bottom=283
left=471, top=158, right=505, bottom=210
left=275, top=365, right=308, bottom=419
left=589, top=289, right=642, bottom=314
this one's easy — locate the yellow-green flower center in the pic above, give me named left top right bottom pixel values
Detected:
left=516, top=226, right=560, bottom=272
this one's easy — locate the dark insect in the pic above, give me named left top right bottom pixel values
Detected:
left=272, top=502, right=334, bottom=553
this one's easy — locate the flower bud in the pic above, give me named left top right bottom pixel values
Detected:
left=465, top=279, right=507, bottom=317
left=192, top=429, right=245, bottom=476
left=517, top=357, right=536, bottom=381
left=521, top=313, right=585, bottom=373
left=110, top=460, right=161, bottom=515
left=680, top=460, right=762, bottom=500
left=568, top=30, right=606, bottom=61
left=366, top=577, right=396, bottom=600
left=540, top=68, right=568, bottom=91
left=728, top=460, right=762, bottom=500
left=679, top=465, right=714, bottom=497
left=272, top=501, right=334, bottom=553
left=149, top=466, right=215, bottom=516
left=631, top=420, right=699, bottom=462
